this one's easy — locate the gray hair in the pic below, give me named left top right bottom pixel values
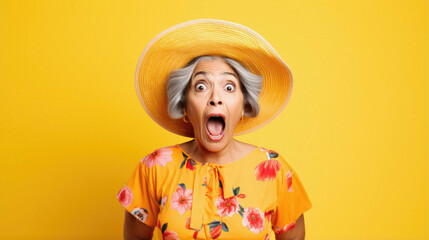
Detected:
left=167, top=55, right=263, bottom=119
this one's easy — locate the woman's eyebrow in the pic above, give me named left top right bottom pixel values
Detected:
left=193, top=71, right=238, bottom=79
left=223, top=72, right=238, bottom=79
left=193, top=71, right=208, bottom=78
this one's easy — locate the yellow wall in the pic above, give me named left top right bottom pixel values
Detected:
left=0, top=0, right=427, bottom=239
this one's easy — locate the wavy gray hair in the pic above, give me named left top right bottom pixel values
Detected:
left=167, top=55, right=262, bottom=119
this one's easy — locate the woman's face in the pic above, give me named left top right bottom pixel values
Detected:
left=185, top=58, right=244, bottom=152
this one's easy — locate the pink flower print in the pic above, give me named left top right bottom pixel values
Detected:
left=255, top=159, right=281, bottom=181
left=210, top=224, right=222, bottom=239
left=186, top=158, right=197, bottom=170
left=185, top=217, right=192, bottom=230
left=216, top=195, right=239, bottom=217
left=260, top=147, right=279, bottom=159
left=179, top=152, right=197, bottom=171
left=163, top=230, right=179, bottom=240
left=286, top=170, right=293, bottom=192
left=264, top=233, right=270, bottom=240
left=171, top=184, right=193, bottom=215
left=208, top=221, right=229, bottom=239
left=242, top=207, right=265, bottom=234
left=237, top=193, right=246, bottom=198
left=273, top=222, right=296, bottom=234
left=185, top=217, right=200, bottom=239
left=264, top=210, right=274, bottom=222
left=117, top=186, right=133, bottom=207
left=260, top=147, right=270, bottom=153
left=141, top=147, right=173, bottom=168
left=131, top=207, right=148, bottom=223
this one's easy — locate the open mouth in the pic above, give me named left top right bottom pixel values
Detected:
left=206, top=114, right=225, bottom=141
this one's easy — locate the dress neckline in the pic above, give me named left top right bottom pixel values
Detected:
left=175, top=144, right=260, bottom=168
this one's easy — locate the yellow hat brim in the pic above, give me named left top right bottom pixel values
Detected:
left=135, top=19, right=293, bottom=138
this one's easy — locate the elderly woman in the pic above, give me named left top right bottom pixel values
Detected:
left=117, top=19, right=312, bottom=240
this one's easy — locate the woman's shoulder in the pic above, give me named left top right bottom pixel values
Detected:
left=257, top=146, right=293, bottom=170
left=139, top=144, right=184, bottom=170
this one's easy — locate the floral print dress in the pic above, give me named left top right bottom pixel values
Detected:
left=117, top=145, right=312, bottom=239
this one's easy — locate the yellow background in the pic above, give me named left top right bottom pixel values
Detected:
left=0, top=0, right=427, bottom=239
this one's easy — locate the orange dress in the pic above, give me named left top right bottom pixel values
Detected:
left=117, top=144, right=312, bottom=239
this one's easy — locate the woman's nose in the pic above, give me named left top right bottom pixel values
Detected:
left=209, top=89, right=222, bottom=106
left=210, top=100, right=222, bottom=106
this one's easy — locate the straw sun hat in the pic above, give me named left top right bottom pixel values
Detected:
left=135, top=19, right=293, bottom=138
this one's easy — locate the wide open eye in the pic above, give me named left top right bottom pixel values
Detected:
left=195, top=83, right=207, bottom=91
left=225, top=84, right=235, bottom=91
